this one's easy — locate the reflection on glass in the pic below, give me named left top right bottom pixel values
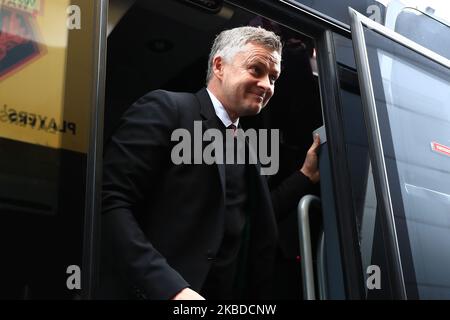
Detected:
left=395, top=8, right=450, bottom=60
left=360, top=163, right=377, bottom=294
left=405, top=183, right=450, bottom=205
left=0, top=0, right=98, bottom=299
left=375, top=46, right=450, bottom=298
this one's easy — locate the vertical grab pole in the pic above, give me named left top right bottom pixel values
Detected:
left=298, top=195, right=321, bottom=300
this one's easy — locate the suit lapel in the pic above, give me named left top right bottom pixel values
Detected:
left=195, top=88, right=226, bottom=199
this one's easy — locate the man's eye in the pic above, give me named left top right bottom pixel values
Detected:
left=270, top=75, right=277, bottom=84
left=250, top=66, right=261, bottom=74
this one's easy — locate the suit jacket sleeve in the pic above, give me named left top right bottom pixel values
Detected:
left=101, top=90, right=189, bottom=299
left=270, top=170, right=313, bottom=222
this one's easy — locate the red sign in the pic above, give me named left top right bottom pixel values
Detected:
left=431, top=141, right=450, bottom=157
left=0, top=6, right=43, bottom=80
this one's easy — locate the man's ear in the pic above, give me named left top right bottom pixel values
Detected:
left=212, top=55, right=225, bottom=80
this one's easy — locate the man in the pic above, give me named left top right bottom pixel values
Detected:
left=99, top=26, right=320, bottom=300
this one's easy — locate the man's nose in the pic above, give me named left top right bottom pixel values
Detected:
left=258, top=75, right=272, bottom=91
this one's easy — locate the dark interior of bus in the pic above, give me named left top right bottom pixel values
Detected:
left=104, top=0, right=324, bottom=299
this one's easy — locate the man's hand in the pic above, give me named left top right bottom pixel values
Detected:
left=171, top=287, right=205, bottom=300
left=300, top=134, right=320, bottom=184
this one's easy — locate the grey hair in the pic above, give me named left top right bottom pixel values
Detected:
left=206, top=26, right=282, bottom=84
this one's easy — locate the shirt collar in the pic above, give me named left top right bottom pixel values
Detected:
left=206, top=88, right=239, bottom=128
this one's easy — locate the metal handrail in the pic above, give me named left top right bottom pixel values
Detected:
left=297, top=195, right=321, bottom=300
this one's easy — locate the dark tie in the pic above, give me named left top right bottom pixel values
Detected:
left=227, top=124, right=237, bottom=137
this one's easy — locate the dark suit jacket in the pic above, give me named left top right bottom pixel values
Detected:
left=98, top=88, right=311, bottom=300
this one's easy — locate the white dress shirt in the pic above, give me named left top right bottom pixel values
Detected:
left=206, top=88, right=239, bottom=129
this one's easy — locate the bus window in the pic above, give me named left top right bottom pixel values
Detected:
left=392, top=7, right=450, bottom=60
left=351, top=8, right=450, bottom=299
left=0, top=0, right=106, bottom=299
left=334, top=34, right=395, bottom=298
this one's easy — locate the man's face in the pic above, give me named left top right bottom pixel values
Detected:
left=217, top=42, right=281, bottom=118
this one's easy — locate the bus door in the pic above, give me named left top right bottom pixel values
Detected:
left=0, top=0, right=106, bottom=299
left=350, top=8, right=450, bottom=299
